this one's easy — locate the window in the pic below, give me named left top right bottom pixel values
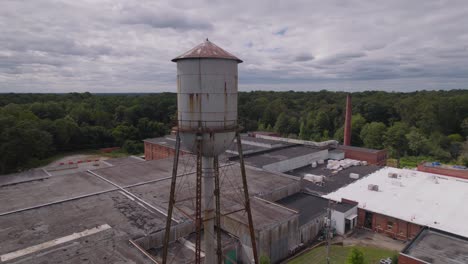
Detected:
left=387, top=221, right=393, bottom=230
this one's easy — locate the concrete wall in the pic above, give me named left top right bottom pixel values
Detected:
left=221, top=215, right=258, bottom=263
left=257, top=216, right=300, bottom=263
left=257, top=180, right=301, bottom=202
left=221, top=214, right=300, bottom=264
left=328, top=151, right=345, bottom=160
left=263, top=150, right=329, bottom=173
left=357, top=209, right=422, bottom=241
left=299, top=213, right=326, bottom=244
left=417, top=164, right=468, bottom=179
left=331, top=206, right=357, bottom=235
left=134, top=221, right=195, bottom=250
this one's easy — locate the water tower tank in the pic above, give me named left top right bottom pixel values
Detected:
left=172, top=39, right=242, bottom=156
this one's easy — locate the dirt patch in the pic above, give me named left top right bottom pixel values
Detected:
left=111, top=194, right=162, bottom=234
left=339, top=228, right=407, bottom=251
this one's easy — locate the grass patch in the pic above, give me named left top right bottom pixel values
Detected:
left=288, top=245, right=397, bottom=264
left=99, top=150, right=137, bottom=158
left=399, top=156, right=434, bottom=168
left=33, top=149, right=134, bottom=168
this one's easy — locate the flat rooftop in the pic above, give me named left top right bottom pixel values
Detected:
left=276, top=193, right=328, bottom=226
left=402, top=228, right=468, bottom=264
left=324, top=167, right=468, bottom=238
left=144, top=135, right=290, bottom=157
left=288, top=163, right=382, bottom=195
left=243, top=145, right=323, bottom=168
left=0, top=156, right=299, bottom=263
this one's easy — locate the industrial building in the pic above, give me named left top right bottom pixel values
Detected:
left=399, top=228, right=468, bottom=264
left=325, top=167, right=468, bottom=240
left=0, top=156, right=300, bottom=263
left=417, top=161, right=468, bottom=179
left=1, top=130, right=392, bottom=264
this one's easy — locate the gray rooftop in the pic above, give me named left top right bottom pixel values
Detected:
left=288, top=163, right=383, bottom=195
left=144, top=135, right=290, bottom=156
left=0, top=156, right=300, bottom=263
left=243, top=145, right=323, bottom=168
left=402, top=228, right=468, bottom=264
left=276, top=193, right=328, bottom=226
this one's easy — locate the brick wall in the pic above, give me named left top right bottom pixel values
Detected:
left=417, top=164, right=468, bottom=180
left=144, top=142, right=188, bottom=160
left=356, top=209, right=422, bottom=241
left=398, top=254, right=425, bottom=264
left=338, top=146, right=387, bottom=166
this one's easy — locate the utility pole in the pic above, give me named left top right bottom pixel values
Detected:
left=326, top=199, right=333, bottom=264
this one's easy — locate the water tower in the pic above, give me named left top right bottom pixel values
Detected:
left=162, top=39, right=258, bottom=264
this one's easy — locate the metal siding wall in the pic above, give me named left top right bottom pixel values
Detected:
left=263, top=150, right=329, bottom=173
left=134, top=221, right=195, bottom=250
left=299, top=213, right=326, bottom=244
left=258, top=181, right=301, bottom=202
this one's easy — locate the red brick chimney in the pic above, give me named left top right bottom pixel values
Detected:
left=343, top=94, right=352, bottom=146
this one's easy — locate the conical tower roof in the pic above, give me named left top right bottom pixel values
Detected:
left=172, top=39, right=242, bottom=63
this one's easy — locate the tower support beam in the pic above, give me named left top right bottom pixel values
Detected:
left=162, top=131, right=181, bottom=264
left=202, top=156, right=215, bottom=264
left=236, top=132, right=259, bottom=264
left=214, top=157, right=223, bottom=264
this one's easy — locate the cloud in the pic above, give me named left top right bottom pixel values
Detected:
left=294, top=53, right=315, bottom=62
left=1, top=0, right=468, bottom=92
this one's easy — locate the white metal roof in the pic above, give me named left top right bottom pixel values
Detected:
left=324, top=167, right=468, bottom=238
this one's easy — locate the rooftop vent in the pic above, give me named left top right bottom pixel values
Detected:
left=368, top=184, right=379, bottom=191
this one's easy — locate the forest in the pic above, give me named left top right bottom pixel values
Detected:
left=0, top=90, right=467, bottom=174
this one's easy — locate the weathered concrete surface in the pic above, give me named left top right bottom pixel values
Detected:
left=0, top=172, right=115, bottom=213
left=0, top=192, right=164, bottom=263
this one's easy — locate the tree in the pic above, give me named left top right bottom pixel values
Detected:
left=123, top=140, right=143, bottom=154
left=69, top=105, right=92, bottom=125
left=405, top=128, right=430, bottom=156
left=360, top=122, right=387, bottom=149
left=112, top=124, right=138, bottom=145
left=347, top=248, right=365, bottom=264
left=351, top=114, right=367, bottom=146
left=462, top=118, right=468, bottom=137
left=384, top=122, right=410, bottom=158
left=0, top=123, right=54, bottom=174
left=137, top=118, right=167, bottom=139
left=52, top=118, right=80, bottom=148
left=30, top=102, right=64, bottom=120
left=274, top=113, right=290, bottom=135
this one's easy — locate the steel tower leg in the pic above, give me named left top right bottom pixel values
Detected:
left=202, top=156, right=215, bottom=264
left=162, top=131, right=181, bottom=264
left=213, top=157, right=223, bottom=264
left=195, top=135, right=203, bottom=264
left=236, top=132, right=259, bottom=264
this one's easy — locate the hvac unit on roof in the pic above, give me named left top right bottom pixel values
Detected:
left=368, top=184, right=379, bottom=191
left=388, top=172, right=399, bottom=179
left=304, top=174, right=324, bottom=184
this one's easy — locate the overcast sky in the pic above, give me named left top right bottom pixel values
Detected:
left=1, top=0, right=468, bottom=93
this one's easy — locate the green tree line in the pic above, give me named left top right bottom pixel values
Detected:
left=1, top=90, right=467, bottom=174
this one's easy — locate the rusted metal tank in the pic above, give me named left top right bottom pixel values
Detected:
left=172, top=39, right=242, bottom=156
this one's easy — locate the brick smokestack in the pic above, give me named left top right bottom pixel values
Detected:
left=343, top=94, right=352, bottom=146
